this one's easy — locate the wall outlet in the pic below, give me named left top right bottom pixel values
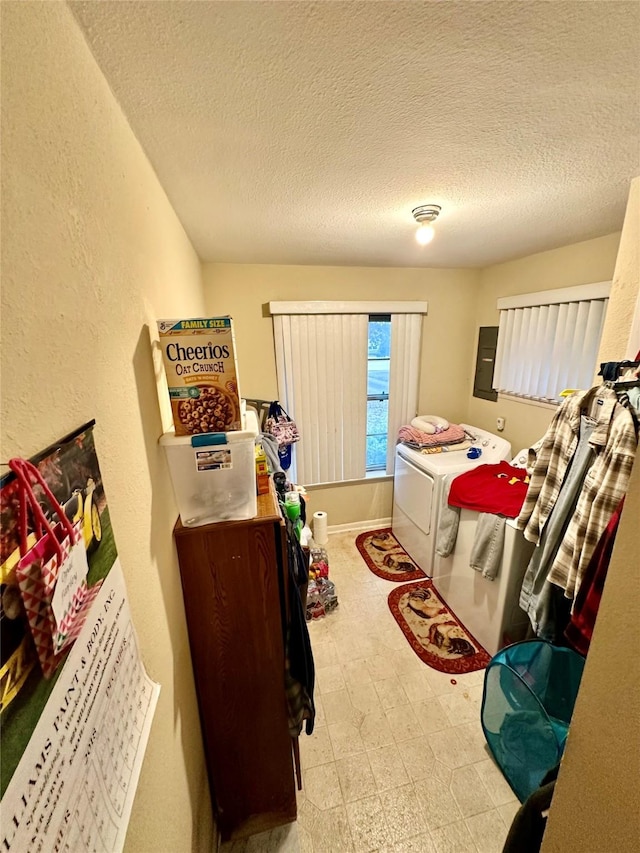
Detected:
left=496, top=417, right=505, bottom=432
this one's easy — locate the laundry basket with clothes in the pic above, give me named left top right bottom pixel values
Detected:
left=480, top=639, right=585, bottom=802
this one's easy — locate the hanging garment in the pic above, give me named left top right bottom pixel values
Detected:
left=547, top=401, right=636, bottom=601
left=448, top=461, right=529, bottom=517
left=518, top=386, right=612, bottom=541
left=627, top=386, right=640, bottom=415
left=436, top=485, right=510, bottom=580
left=564, top=498, right=625, bottom=656
left=282, top=516, right=315, bottom=736
left=469, top=513, right=506, bottom=580
left=518, top=386, right=637, bottom=602
left=519, top=416, right=596, bottom=639
left=435, top=474, right=460, bottom=558
left=258, top=432, right=283, bottom=474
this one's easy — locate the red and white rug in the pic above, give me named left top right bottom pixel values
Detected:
left=355, top=528, right=427, bottom=582
left=388, top=580, right=491, bottom=674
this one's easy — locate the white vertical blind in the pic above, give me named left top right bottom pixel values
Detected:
left=273, top=313, right=368, bottom=484
left=493, top=296, right=608, bottom=402
left=386, top=314, right=423, bottom=474
left=272, top=301, right=426, bottom=484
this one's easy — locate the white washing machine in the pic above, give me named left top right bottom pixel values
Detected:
left=392, top=424, right=512, bottom=577
left=431, top=513, right=535, bottom=656
left=429, top=448, right=537, bottom=656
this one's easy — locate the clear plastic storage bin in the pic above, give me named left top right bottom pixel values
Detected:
left=160, top=429, right=257, bottom=527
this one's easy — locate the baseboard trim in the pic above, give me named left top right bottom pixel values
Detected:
left=327, top=517, right=391, bottom=535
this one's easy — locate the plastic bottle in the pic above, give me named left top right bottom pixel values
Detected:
left=284, top=491, right=301, bottom=523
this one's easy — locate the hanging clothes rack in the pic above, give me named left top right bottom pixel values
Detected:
left=599, top=358, right=639, bottom=385
left=600, top=359, right=640, bottom=423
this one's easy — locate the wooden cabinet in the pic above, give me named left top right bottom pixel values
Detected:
left=173, top=488, right=296, bottom=841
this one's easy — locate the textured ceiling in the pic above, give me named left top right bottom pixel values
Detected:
left=69, top=1, right=640, bottom=268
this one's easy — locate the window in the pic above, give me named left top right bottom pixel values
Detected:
left=367, top=315, right=390, bottom=471
left=493, top=282, right=610, bottom=405
left=270, top=301, right=426, bottom=484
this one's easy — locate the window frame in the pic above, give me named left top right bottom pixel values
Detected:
left=493, top=282, right=611, bottom=407
left=366, top=314, right=391, bottom=472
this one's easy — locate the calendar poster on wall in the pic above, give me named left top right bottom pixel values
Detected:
left=0, top=422, right=159, bottom=853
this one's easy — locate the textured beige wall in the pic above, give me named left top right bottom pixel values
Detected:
left=203, top=263, right=480, bottom=420
left=1, top=5, right=214, bottom=852
left=202, top=238, right=621, bottom=523
left=466, top=233, right=621, bottom=453
left=306, top=479, right=394, bottom=528
left=203, top=263, right=480, bottom=523
left=542, top=179, right=640, bottom=853
left=598, top=176, right=640, bottom=362
left=541, top=449, right=640, bottom=853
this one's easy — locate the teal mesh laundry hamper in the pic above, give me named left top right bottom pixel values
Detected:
left=481, top=640, right=585, bottom=803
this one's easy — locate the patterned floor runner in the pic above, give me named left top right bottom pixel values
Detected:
left=355, top=529, right=489, bottom=673
left=388, top=580, right=491, bottom=674
left=355, top=528, right=427, bottom=582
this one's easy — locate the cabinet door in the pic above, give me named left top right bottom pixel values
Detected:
left=175, top=516, right=295, bottom=839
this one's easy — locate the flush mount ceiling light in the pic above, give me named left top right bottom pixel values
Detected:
left=412, top=204, right=441, bottom=246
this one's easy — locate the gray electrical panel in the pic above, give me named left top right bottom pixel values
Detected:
left=473, top=326, right=498, bottom=401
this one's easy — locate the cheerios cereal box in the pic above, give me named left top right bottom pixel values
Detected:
left=157, top=317, right=242, bottom=436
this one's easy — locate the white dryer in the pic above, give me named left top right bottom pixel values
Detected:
left=391, top=424, right=512, bottom=577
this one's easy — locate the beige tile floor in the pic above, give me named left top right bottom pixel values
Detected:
left=222, top=530, right=520, bottom=853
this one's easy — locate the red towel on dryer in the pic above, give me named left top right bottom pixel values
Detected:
left=448, top=461, right=529, bottom=518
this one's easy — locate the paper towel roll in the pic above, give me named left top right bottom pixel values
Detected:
left=313, top=511, right=328, bottom=545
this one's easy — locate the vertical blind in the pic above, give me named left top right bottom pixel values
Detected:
left=494, top=290, right=609, bottom=403
left=273, top=313, right=368, bottom=484
left=271, top=303, right=425, bottom=485
left=386, top=314, right=422, bottom=474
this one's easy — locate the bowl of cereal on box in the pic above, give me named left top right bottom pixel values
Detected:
left=176, top=384, right=240, bottom=435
